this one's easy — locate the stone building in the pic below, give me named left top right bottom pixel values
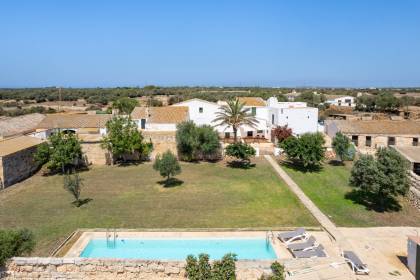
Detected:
left=0, top=136, right=44, bottom=189
left=0, top=113, right=45, bottom=139
left=325, top=119, right=420, bottom=154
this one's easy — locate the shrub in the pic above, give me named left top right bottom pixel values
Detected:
left=63, top=172, right=84, bottom=207
left=280, top=132, right=325, bottom=170
left=258, top=262, right=285, bottom=280
left=0, top=229, right=35, bottom=266
left=272, top=125, right=292, bottom=144
left=34, top=132, right=83, bottom=173
left=185, top=253, right=237, bottom=280
left=101, top=116, right=153, bottom=163
left=225, top=142, right=256, bottom=164
left=176, top=121, right=220, bottom=161
left=153, top=150, right=181, bottom=185
left=349, top=148, right=409, bottom=211
left=332, top=132, right=351, bottom=162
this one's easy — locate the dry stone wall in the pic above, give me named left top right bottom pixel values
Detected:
left=409, top=171, right=420, bottom=210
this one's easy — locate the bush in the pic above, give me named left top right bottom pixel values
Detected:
left=272, top=125, right=292, bottom=144
left=185, top=253, right=237, bottom=280
left=0, top=229, right=35, bottom=266
left=259, top=262, right=285, bottom=280
left=176, top=121, right=220, bottom=161
left=332, top=132, right=351, bottom=162
left=35, top=132, right=83, bottom=173
left=349, top=148, right=409, bottom=211
left=280, top=132, right=325, bottom=170
left=225, top=142, right=256, bottom=165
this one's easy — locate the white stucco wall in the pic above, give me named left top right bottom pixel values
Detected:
left=172, top=99, right=220, bottom=127
left=326, top=96, right=355, bottom=107
left=274, top=107, right=319, bottom=135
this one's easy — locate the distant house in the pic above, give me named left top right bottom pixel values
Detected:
left=0, top=136, right=44, bottom=189
left=325, top=119, right=420, bottom=153
left=325, top=95, right=356, bottom=108
left=35, top=114, right=113, bottom=165
left=130, top=106, right=189, bottom=131
left=0, top=113, right=45, bottom=139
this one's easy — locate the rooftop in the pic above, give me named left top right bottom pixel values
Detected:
left=37, top=114, right=112, bottom=129
left=393, top=146, right=420, bottom=163
left=0, top=113, right=45, bottom=138
left=131, top=106, right=189, bottom=124
left=331, top=120, right=420, bottom=135
left=237, top=97, right=266, bottom=107
left=0, top=135, right=44, bottom=157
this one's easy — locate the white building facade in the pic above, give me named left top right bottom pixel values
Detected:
left=325, top=96, right=356, bottom=107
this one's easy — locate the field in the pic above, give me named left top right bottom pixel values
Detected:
left=0, top=158, right=317, bottom=256
left=282, top=161, right=420, bottom=227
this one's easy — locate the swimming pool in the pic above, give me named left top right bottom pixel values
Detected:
left=80, top=238, right=277, bottom=260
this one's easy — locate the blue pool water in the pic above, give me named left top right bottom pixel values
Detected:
left=80, top=238, right=277, bottom=260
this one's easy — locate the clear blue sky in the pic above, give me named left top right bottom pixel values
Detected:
left=1, top=0, right=419, bottom=88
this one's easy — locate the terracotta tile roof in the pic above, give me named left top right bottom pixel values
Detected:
left=0, top=136, right=44, bottom=157
left=131, top=106, right=188, bottom=124
left=333, top=120, right=420, bottom=135
left=0, top=113, right=45, bottom=138
left=393, top=146, right=420, bottom=163
left=237, top=97, right=266, bottom=107
left=37, top=114, right=112, bottom=129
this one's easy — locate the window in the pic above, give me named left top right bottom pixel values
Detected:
left=414, top=163, right=420, bottom=176
left=413, top=138, right=419, bottom=146
left=388, top=137, right=396, bottom=146
left=352, top=135, right=359, bottom=146
left=271, top=114, right=275, bottom=125
left=404, top=112, right=410, bottom=119
left=247, top=131, right=253, bottom=137
left=199, top=107, right=203, bottom=113
left=365, top=136, right=372, bottom=147
left=225, top=132, right=230, bottom=138
left=251, top=107, right=256, bottom=116
left=140, top=119, right=146, bottom=129
left=257, top=130, right=263, bottom=134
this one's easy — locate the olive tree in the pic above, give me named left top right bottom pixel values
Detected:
left=332, top=132, right=351, bottom=162
left=153, top=150, right=181, bottom=185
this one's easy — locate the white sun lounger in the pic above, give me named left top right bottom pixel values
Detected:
left=292, top=245, right=327, bottom=258
left=278, top=228, right=308, bottom=245
left=287, top=236, right=317, bottom=251
left=343, top=251, right=370, bottom=275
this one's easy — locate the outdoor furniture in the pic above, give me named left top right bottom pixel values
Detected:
left=343, top=251, right=370, bottom=275
left=292, top=245, right=326, bottom=258
left=278, top=228, right=308, bottom=245
left=287, top=236, right=317, bottom=251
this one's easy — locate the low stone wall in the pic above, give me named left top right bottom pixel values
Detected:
left=409, top=171, right=420, bottom=210
left=2, top=257, right=273, bottom=280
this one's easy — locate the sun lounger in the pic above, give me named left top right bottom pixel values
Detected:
left=343, top=251, right=370, bottom=275
left=287, top=236, right=317, bottom=251
left=292, top=245, right=326, bottom=258
left=278, top=228, right=308, bottom=245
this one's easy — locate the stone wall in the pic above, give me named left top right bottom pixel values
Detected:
left=0, top=145, right=40, bottom=188
left=81, top=142, right=108, bottom=165
left=143, top=131, right=177, bottom=160
left=408, top=171, right=420, bottom=210
left=2, top=257, right=273, bottom=280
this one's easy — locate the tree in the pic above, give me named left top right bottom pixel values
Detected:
left=101, top=116, right=152, bottom=163
left=213, top=99, right=258, bottom=142
left=63, top=172, right=84, bottom=207
left=112, top=97, right=139, bottom=114
left=332, top=132, right=351, bottom=162
left=349, top=148, right=409, bottom=211
left=280, top=133, right=325, bottom=169
left=153, top=150, right=181, bottom=185
left=176, top=122, right=220, bottom=161
left=0, top=229, right=35, bottom=266
left=185, top=253, right=237, bottom=280
left=225, top=142, right=256, bottom=165
left=197, top=125, right=221, bottom=160
left=375, top=92, right=400, bottom=112
left=356, top=94, right=376, bottom=112
left=272, top=125, right=292, bottom=143
left=34, top=132, right=83, bottom=173
left=176, top=121, right=199, bottom=161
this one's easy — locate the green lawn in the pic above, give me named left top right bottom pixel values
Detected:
left=282, top=161, right=420, bottom=227
left=0, top=158, right=317, bottom=256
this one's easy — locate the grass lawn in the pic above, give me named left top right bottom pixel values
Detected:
left=0, top=158, right=317, bottom=256
left=282, top=161, right=420, bottom=227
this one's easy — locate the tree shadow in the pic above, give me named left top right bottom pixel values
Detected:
left=281, top=161, right=322, bottom=173
left=226, top=161, right=256, bottom=169
left=328, top=160, right=345, bottom=166
left=72, top=198, right=93, bottom=208
left=344, top=189, right=402, bottom=212
left=157, top=178, right=184, bottom=188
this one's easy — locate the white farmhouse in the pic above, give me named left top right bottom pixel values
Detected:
left=325, top=95, right=355, bottom=107
left=131, top=106, right=189, bottom=131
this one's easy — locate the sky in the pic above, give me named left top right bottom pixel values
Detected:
left=1, top=0, right=420, bottom=88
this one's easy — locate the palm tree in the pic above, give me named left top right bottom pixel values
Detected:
left=213, top=99, right=258, bottom=142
